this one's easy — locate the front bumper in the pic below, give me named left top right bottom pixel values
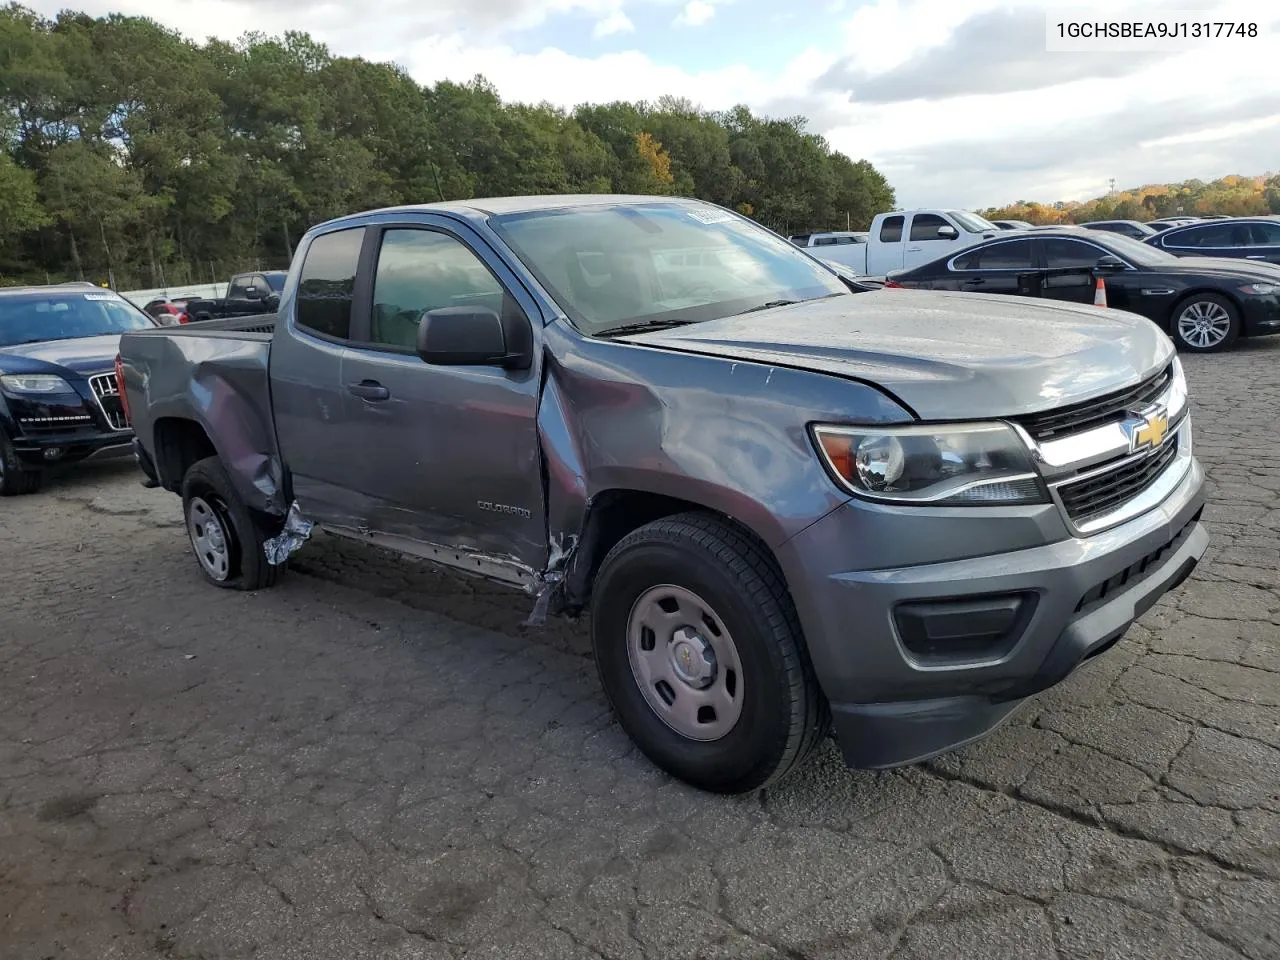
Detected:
left=778, top=452, right=1207, bottom=770
left=1242, top=294, right=1280, bottom=337
left=11, top=428, right=135, bottom=469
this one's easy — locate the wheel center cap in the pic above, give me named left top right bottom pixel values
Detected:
left=669, top=627, right=716, bottom=689
left=205, top=521, right=226, bottom=552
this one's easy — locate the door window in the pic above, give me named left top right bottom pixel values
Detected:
left=1043, top=238, right=1105, bottom=268
left=952, top=239, right=1035, bottom=270
left=879, top=216, right=904, bottom=243
left=368, top=229, right=507, bottom=351
left=295, top=227, right=365, bottom=339
left=227, top=277, right=251, bottom=299
left=1248, top=221, right=1280, bottom=245
left=1163, top=224, right=1243, bottom=248
left=909, top=214, right=952, bottom=242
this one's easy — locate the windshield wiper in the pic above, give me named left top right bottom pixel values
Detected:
left=594, top=318, right=697, bottom=338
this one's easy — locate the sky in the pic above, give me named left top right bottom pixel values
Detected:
left=25, top=0, right=1280, bottom=209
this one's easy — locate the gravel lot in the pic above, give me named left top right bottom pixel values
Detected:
left=2, top=341, right=1278, bottom=960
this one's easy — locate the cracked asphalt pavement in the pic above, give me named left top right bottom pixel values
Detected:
left=2, top=341, right=1279, bottom=960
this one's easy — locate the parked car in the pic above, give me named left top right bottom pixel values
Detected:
left=1144, top=216, right=1280, bottom=266
left=183, top=270, right=287, bottom=323
left=0, top=284, right=154, bottom=494
left=1080, top=219, right=1158, bottom=240
left=795, top=209, right=1001, bottom=274
left=142, top=297, right=194, bottom=325
left=1145, top=217, right=1199, bottom=233
left=886, top=225, right=1280, bottom=352
left=118, top=195, right=1207, bottom=794
left=991, top=219, right=1034, bottom=230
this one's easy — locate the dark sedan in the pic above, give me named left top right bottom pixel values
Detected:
left=1080, top=219, right=1158, bottom=240
left=0, top=284, right=156, bottom=494
left=1144, top=216, right=1280, bottom=266
left=885, top=226, right=1280, bottom=352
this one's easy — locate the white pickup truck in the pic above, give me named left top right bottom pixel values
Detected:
left=794, top=210, right=1002, bottom=275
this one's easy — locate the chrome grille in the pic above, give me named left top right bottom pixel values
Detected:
left=1016, top=364, right=1173, bottom=442
left=1056, top=432, right=1181, bottom=527
left=88, top=372, right=129, bottom=431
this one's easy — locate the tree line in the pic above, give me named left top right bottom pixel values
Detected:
left=0, top=4, right=895, bottom=290
left=981, top=173, right=1280, bottom=226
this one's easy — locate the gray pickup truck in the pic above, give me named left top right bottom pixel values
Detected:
left=116, top=194, right=1208, bottom=794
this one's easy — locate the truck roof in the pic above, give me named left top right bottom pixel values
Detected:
left=315, top=194, right=713, bottom=229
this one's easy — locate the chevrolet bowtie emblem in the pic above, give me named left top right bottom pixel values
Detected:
left=1127, top=409, right=1169, bottom=453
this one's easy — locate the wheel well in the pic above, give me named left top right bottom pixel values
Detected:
left=561, top=489, right=780, bottom=611
left=1169, top=288, right=1244, bottom=332
left=153, top=418, right=217, bottom=492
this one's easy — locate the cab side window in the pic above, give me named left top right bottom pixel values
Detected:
left=295, top=227, right=365, bottom=340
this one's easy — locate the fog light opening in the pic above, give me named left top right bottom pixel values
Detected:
left=43, top=447, right=64, bottom=461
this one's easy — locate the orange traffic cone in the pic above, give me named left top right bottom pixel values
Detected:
left=1093, top=276, right=1107, bottom=307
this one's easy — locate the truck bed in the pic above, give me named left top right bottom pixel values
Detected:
left=119, top=313, right=286, bottom=517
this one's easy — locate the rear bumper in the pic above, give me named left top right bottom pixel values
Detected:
left=778, top=453, right=1207, bottom=770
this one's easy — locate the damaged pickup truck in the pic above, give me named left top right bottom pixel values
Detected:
left=116, top=195, right=1209, bottom=794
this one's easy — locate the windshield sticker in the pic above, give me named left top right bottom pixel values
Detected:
left=83, top=293, right=122, bottom=301
left=687, top=209, right=736, bottom=225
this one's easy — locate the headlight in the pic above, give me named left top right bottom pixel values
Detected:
left=811, top=421, right=1048, bottom=505
left=0, top=374, right=75, bottom=394
left=1167, top=356, right=1188, bottom=415
left=1240, top=282, right=1279, bottom=295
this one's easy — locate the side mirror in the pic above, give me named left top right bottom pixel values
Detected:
left=265, top=293, right=281, bottom=310
left=244, top=286, right=262, bottom=300
left=1095, top=254, right=1126, bottom=271
left=936, top=225, right=959, bottom=239
left=416, top=305, right=532, bottom=369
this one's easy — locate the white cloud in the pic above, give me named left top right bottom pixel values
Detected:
left=673, top=0, right=716, bottom=27
left=592, top=9, right=634, bottom=36
left=22, top=0, right=1280, bottom=211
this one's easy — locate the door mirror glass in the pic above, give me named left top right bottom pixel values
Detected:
left=416, top=306, right=531, bottom=369
left=936, top=225, right=959, bottom=240
left=1095, top=254, right=1126, bottom=271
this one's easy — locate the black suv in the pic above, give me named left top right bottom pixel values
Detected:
left=0, top=284, right=156, bottom=494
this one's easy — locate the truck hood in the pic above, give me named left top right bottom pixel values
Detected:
left=0, top=334, right=122, bottom=377
left=618, top=290, right=1174, bottom=420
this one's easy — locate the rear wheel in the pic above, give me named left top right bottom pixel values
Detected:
left=590, top=512, right=830, bottom=794
left=181, top=456, right=282, bottom=590
left=0, top=434, right=43, bottom=496
left=1171, top=293, right=1240, bottom=352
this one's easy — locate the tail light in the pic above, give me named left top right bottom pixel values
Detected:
left=884, top=279, right=904, bottom=288
left=178, top=312, right=189, bottom=324
left=114, top=354, right=131, bottom=426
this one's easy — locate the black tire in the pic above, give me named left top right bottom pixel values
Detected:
left=1169, top=292, right=1241, bottom=353
left=590, top=511, right=830, bottom=794
left=180, top=456, right=283, bottom=590
left=0, top=433, right=43, bottom=496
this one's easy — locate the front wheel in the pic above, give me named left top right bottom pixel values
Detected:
left=590, top=512, right=830, bottom=794
left=181, top=456, right=283, bottom=590
left=1171, top=293, right=1240, bottom=352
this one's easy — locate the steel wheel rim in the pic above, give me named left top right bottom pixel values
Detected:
left=1176, top=301, right=1231, bottom=348
left=625, top=584, right=745, bottom=741
left=187, top=495, right=232, bottom=581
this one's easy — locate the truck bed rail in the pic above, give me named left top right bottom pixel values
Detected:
left=184, top=314, right=278, bottom=335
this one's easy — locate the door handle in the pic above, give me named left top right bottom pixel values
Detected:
left=906, top=246, right=922, bottom=252
left=963, top=277, right=985, bottom=286
left=1247, top=254, right=1266, bottom=259
left=348, top=380, right=390, bottom=401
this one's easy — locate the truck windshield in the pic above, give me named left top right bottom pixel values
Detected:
left=951, top=211, right=1000, bottom=233
left=0, top=293, right=154, bottom=347
left=489, top=202, right=849, bottom=336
